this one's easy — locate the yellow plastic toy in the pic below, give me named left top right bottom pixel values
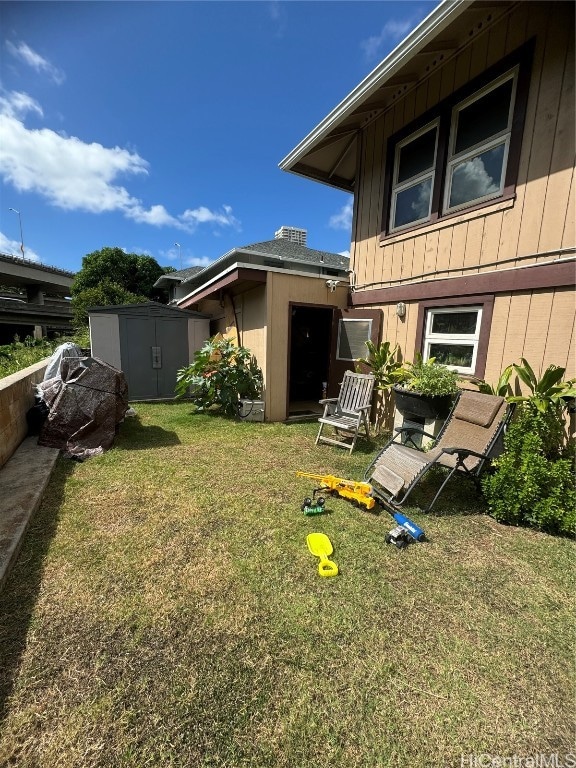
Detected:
left=307, top=533, right=339, bottom=578
left=297, top=471, right=376, bottom=511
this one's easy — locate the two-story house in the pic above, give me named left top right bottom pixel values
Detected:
left=280, top=0, right=575, bottom=400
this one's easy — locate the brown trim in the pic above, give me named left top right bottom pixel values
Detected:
left=414, top=295, right=495, bottom=379
left=349, top=260, right=576, bottom=306
left=179, top=269, right=267, bottom=307
left=380, top=189, right=516, bottom=243
left=380, top=39, right=535, bottom=239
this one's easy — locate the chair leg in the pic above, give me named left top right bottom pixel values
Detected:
left=315, top=422, right=324, bottom=446
left=423, top=467, right=458, bottom=513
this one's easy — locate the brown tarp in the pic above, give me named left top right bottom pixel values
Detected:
left=38, top=357, right=129, bottom=460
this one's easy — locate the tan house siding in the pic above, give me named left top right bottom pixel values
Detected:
left=351, top=1, right=575, bottom=290
left=265, top=273, right=348, bottom=422
left=348, top=0, right=574, bottom=384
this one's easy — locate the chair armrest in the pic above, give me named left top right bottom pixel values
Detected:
left=393, top=426, right=436, bottom=440
left=441, top=447, right=490, bottom=460
left=319, top=397, right=338, bottom=405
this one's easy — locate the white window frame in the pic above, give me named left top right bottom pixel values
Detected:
left=390, top=120, right=439, bottom=233
left=443, top=68, right=518, bottom=215
left=423, top=306, right=483, bottom=375
left=336, top=318, right=372, bottom=361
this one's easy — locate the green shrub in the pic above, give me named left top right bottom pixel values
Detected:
left=175, top=337, right=263, bottom=417
left=482, top=405, right=575, bottom=537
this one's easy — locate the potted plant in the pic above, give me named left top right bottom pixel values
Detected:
left=393, top=355, right=460, bottom=420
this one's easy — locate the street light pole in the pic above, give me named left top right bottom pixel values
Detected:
left=174, top=242, right=182, bottom=270
left=8, top=208, right=25, bottom=259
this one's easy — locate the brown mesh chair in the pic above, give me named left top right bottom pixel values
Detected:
left=364, top=390, right=515, bottom=512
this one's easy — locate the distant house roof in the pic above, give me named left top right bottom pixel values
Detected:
left=154, top=265, right=204, bottom=289
left=176, top=238, right=349, bottom=307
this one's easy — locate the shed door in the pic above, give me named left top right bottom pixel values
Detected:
left=155, top=317, right=189, bottom=398
left=120, top=315, right=189, bottom=399
left=327, top=308, right=382, bottom=398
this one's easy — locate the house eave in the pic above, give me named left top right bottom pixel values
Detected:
left=279, top=0, right=474, bottom=187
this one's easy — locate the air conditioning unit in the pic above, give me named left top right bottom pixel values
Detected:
left=239, top=399, right=265, bottom=422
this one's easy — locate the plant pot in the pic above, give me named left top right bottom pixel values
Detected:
left=393, top=385, right=455, bottom=421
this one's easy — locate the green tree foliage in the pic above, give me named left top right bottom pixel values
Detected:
left=71, top=281, right=148, bottom=327
left=175, top=337, right=263, bottom=417
left=71, top=247, right=174, bottom=325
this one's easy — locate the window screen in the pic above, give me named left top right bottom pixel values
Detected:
left=336, top=319, right=372, bottom=361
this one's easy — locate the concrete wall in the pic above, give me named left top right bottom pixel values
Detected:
left=0, top=359, right=48, bottom=469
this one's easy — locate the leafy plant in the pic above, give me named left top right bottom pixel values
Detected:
left=175, top=337, right=263, bottom=417
left=470, top=364, right=514, bottom=397
left=482, top=405, right=575, bottom=536
left=508, top=359, right=576, bottom=413
left=355, top=340, right=404, bottom=432
left=395, top=355, right=460, bottom=397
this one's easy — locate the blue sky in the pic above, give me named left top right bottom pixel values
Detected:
left=0, top=1, right=436, bottom=275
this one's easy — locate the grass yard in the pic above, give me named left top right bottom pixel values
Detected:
left=0, top=402, right=574, bottom=767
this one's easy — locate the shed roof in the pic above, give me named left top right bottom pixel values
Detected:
left=87, top=301, right=209, bottom=318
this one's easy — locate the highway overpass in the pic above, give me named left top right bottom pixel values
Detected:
left=0, top=253, right=74, bottom=343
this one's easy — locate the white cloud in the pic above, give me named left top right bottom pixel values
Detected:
left=0, top=91, right=241, bottom=234
left=338, top=250, right=350, bottom=259
left=360, top=10, right=429, bottom=61
left=449, top=152, right=501, bottom=207
left=0, top=89, right=43, bottom=119
left=181, top=205, right=240, bottom=231
left=0, top=231, right=40, bottom=262
left=186, top=255, right=212, bottom=268
left=6, top=40, right=65, bottom=84
left=329, top=199, right=353, bottom=230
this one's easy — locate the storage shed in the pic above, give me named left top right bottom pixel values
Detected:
left=88, top=302, right=209, bottom=400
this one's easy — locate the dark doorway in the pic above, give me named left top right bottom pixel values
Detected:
left=288, top=305, right=333, bottom=413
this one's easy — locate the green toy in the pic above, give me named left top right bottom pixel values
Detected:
left=301, top=496, right=326, bottom=516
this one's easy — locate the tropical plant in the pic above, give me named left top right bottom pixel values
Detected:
left=175, top=337, right=263, bottom=417
left=470, top=364, right=514, bottom=397
left=508, top=359, right=576, bottom=413
left=395, top=355, right=460, bottom=397
left=355, top=340, right=404, bottom=432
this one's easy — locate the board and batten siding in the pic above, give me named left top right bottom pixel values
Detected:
left=350, top=0, right=575, bottom=383
left=265, top=272, right=348, bottom=422
left=351, top=1, right=575, bottom=290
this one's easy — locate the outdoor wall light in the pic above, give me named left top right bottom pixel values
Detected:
left=396, top=301, right=406, bottom=318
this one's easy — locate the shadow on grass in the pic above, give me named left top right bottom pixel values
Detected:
left=115, top=415, right=181, bottom=450
left=0, top=457, right=75, bottom=723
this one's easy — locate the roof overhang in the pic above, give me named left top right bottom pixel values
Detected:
left=179, top=267, right=268, bottom=307
left=279, top=0, right=513, bottom=191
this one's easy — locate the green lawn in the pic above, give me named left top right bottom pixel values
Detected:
left=0, top=403, right=574, bottom=767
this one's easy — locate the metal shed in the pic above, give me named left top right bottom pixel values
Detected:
left=88, top=302, right=209, bottom=400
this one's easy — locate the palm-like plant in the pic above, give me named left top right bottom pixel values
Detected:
left=509, top=359, right=576, bottom=413
left=356, top=340, right=405, bottom=433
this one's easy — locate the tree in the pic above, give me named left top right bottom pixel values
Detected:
left=71, top=247, right=174, bottom=326
left=71, top=281, right=148, bottom=327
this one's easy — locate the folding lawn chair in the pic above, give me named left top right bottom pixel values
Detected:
left=316, top=371, right=375, bottom=454
left=364, top=389, right=515, bottom=512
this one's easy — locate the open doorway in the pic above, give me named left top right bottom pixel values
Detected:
left=288, top=304, right=333, bottom=417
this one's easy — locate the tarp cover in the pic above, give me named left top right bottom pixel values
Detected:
left=38, top=356, right=129, bottom=460
left=42, top=342, right=83, bottom=381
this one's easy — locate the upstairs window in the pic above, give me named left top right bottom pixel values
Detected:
left=391, top=122, right=438, bottom=231
left=382, top=43, right=532, bottom=238
left=444, top=72, right=517, bottom=213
